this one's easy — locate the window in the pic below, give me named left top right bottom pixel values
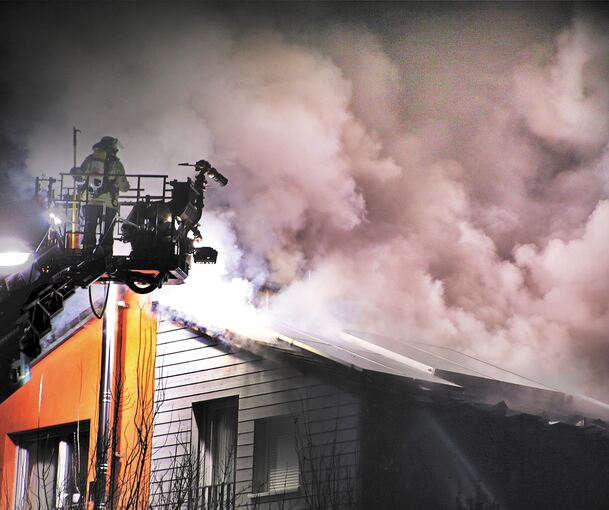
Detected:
left=12, top=422, right=89, bottom=510
left=253, top=416, right=300, bottom=495
left=192, top=397, right=238, bottom=510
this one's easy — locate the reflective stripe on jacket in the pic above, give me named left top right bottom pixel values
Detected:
left=73, top=149, right=130, bottom=208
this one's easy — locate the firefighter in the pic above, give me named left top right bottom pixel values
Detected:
left=70, top=136, right=130, bottom=256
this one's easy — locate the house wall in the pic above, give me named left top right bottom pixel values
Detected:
left=361, top=377, right=609, bottom=510
left=150, top=319, right=361, bottom=510
left=0, top=288, right=157, bottom=510
left=107, top=290, right=157, bottom=509
left=0, top=316, right=102, bottom=509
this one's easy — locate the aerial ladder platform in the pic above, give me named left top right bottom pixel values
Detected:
left=0, top=160, right=227, bottom=399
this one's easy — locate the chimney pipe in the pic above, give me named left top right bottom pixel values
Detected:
left=94, top=284, right=118, bottom=510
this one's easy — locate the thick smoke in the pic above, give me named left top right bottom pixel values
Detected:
left=3, top=3, right=609, bottom=399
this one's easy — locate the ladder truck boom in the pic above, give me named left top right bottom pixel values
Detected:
left=0, top=160, right=227, bottom=400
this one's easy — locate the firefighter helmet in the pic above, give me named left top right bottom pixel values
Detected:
left=93, top=136, right=120, bottom=154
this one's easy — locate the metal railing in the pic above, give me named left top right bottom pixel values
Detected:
left=194, top=483, right=235, bottom=510
left=54, top=173, right=171, bottom=253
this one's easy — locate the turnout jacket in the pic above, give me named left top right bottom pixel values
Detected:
left=72, top=148, right=130, bottom=208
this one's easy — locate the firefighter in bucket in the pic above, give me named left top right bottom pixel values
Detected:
left=70, top=136, right=130, bottom=256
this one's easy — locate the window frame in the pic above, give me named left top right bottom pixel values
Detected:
left=251, top=415, right=300, bottom=498
left=191, top=397, right=239, bottom=509
left=10, top=421, right=89, bottom=510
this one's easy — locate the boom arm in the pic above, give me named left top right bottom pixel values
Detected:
left=0, top=160, right=227, bottom=400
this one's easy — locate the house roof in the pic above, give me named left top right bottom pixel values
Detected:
left=343, top=330, right=553, bottom=390
left=156, top=304, right=609, bottom=426
left=256, top=321, right=609, bottom=425
left=264, top=323, right=461, bottom=388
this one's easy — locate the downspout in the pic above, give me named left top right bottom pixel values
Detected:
left=94, top=284, right=118, bottom=510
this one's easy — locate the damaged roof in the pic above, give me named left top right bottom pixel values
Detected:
left=159, top=307, right=609, bottom=426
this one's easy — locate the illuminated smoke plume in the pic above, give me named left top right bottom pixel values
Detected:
left=3, top=4, right=609, bottom=399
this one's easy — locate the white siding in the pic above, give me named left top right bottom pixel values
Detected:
left=150, top=319, right=360, bottom=510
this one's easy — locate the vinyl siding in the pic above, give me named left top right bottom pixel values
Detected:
left=150, top=319, right=360, bottom=510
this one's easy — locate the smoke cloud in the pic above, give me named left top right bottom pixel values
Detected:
left=2, top=3, right=608, bottom=399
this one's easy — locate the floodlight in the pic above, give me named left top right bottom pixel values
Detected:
left=0, top=252, right=31, bottom=267
left=49, top=212, right=63, bottom=225
left=0, top=239, right=33, bottom=267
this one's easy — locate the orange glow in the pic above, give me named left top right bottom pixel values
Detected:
left=110, top=290, right=157, bottom=508
left=0, top=287, right=157, bottom=510
left=0, top=319, right=102, bottom=508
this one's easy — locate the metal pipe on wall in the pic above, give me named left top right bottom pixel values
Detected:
left=94, top=284, right=118, bottom=510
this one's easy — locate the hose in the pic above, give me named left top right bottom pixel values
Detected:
left=89, top=283, right=110, bottom=319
